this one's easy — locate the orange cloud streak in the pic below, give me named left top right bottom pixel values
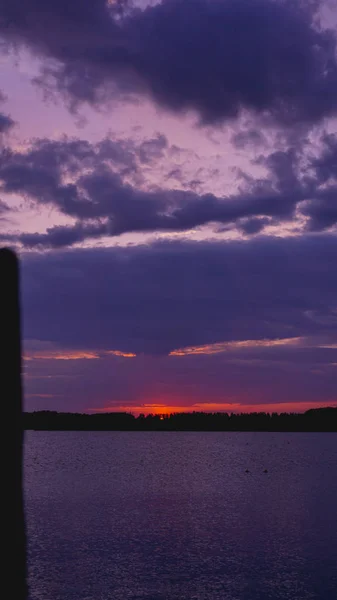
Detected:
left=105, top=350, right=136, bottom=358
left=24, top=350, right=100, bottom=361
left=24, top=349, right=137, bottom=361
left=169, top=337, right=303, bottom=356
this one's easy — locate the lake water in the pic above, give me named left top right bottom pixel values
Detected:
left=24, top=431, right=337, bottom=600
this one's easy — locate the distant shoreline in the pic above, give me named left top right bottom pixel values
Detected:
left=23, top=407, right=337, bottom=432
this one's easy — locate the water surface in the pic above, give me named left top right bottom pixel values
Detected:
left=24, top=431, right=337, bottom=600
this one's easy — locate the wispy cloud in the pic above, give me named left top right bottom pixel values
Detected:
left=106, top=350, right=136, bottom=358
left=169, top=337, right=303, bottom=356
left=24, top=350, right=100, bottom=361
left=24, top=348, right=137, bottom=361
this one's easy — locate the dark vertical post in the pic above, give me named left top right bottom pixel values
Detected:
left=0, top=248, right=27, bottom=599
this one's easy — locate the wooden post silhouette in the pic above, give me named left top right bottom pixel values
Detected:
left=0, top=249, right=27, bottom=599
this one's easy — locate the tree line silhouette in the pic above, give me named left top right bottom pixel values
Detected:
left=24, top=407, right=337, bottom=432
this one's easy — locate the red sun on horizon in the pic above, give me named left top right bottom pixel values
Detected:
left=87, top=400, right=337, bottom=416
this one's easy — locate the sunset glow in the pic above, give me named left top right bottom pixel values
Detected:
left=88, top=401, right=337, bottom=416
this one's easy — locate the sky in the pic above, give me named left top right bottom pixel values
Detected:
left=1, top=0, right=337, bottom=414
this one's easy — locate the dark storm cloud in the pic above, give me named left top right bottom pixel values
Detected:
left=302, top=187, right=337, bottom=231
left=310, top=133, right=337, bottom=184
left=262, top=149, right=303, bottom=194
left=137, top=133, right=168, bottom=164
left=300, top=132, right=337, bottom=231
left=0, top=90, right=14, bottom=135
left=0, top=134, right=168, bottom=228
left=97, top=137, right=139, bottom=172
left=19, top=223, right=108, bottom=249
left=2, top=184, right=300, bottom=248
left=256, top=136, right=337, bottom=231
left=1, top=0, right=337, bottom=125
left=0, top=112, right=14, bottom=133
left=0, top=198, right=10, bottom=213
left=2, top=131, right=337, bottom=247
left=231, top=129, right=267, bottom=150
left=21, top=235, right=337, bottom=356
left=237, top=217, right=272, bottom=235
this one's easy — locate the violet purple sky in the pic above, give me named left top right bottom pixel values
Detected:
left=1, top=0, right=337, bottom=414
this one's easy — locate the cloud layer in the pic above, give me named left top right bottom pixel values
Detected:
left=1, top=129, right=336, bottom=246
left=1, top=0, right=337, bottom=125
left=22, top=236, right=337, bottom=411
left=22, top=236, right=337, bottom=354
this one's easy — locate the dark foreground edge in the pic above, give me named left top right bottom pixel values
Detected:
left=1, top=249, right=27, bottom=600
left=24, top=407, right=337, bottom=432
